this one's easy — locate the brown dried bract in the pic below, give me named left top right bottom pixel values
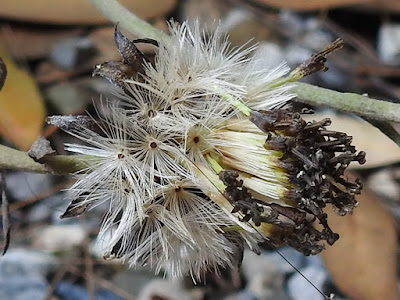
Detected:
left=250, top=109, right=306, bottom=136
left=291, top=38, right=344, bottom=78
left=61, top=196, right=92, bottom=218
left=93, top=26, right=157, bottom=87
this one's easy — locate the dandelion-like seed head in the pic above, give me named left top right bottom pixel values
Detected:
left=48, top=20, right=365, bottom=279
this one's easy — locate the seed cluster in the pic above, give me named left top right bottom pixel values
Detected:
left=48, top=21, right=366, bottom=277
left=249, top=109, right=365, bottom=253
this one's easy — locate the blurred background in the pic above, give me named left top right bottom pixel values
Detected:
left=0, top=0, right=399, bottom=299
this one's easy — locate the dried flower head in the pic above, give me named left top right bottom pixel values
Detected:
left=48, top=21, right=365, bottom=279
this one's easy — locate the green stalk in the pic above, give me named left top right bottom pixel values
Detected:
left=293, top=82, right=400, bottom=123
left=205, top=153, right=223, bottom=174
left=87, top=0, right=169, bottom=41
left=221, top=94, right=252, bottom=116
left=0, top=144, right=87, bottom=174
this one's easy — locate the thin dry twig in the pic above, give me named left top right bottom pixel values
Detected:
left=0, top=180, right=71, bottom=214
left=95, top=276, right=137, bottom=300
left=84, top=237, right=95, bottom=300
left=68, top=265, right=137, bottom=300
left=0, top=173, right=10, bottom=255
left=44, top=264, right=69, bottom=300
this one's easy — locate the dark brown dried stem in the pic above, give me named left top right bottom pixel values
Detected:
left=0, top=57, right=7, bottom=91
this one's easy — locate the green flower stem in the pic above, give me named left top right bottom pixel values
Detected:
left=205, top=153, right=223, bottom=174
left=87, top=0, right=169, bottom=41
left=293, top=82, right=400, bottom=123
left=0, top=144, right=87, bottom=174
left=221, top=94, right=252, bottom=116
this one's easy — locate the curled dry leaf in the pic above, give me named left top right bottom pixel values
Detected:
left=321, top=178, right=398, bottom=300
left=0, top=27, right=83, bottom=60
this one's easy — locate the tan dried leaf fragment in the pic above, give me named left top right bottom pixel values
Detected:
left=321, top=183, right=398, bottom=300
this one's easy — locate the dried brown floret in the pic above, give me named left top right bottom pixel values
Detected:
left=219, top=169, right=339, bottom=255
left=219, top=108, right=365, bottom=255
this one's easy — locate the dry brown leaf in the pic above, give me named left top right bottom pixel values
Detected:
left=0, top=0, right=176, bottom=24
left=88, top=22, right=166, bottom=63
left=0, top=27, right=83, bottom=60
left=0, top=46, right=45, bottom=150
left=257, top=0, right=368, bottom=10
left=363, top=0, right=400, bottom=12
left=322, top=183, right=398, bottom=300
left=256, top=0, right=400, bottom=11
left=35, top=62, right=87, bottom=85
left=303, top=112, right=400, bottom=168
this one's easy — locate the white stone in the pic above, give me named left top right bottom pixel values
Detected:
left=33, top=224, right=87, bottom=252
left=378, top=23, right=400, bottom=65
left=0, top=248, right=57, bottom=278
left=138, top=279, right=192, bottom=300
left=241, top=250, right=286, bottom=300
